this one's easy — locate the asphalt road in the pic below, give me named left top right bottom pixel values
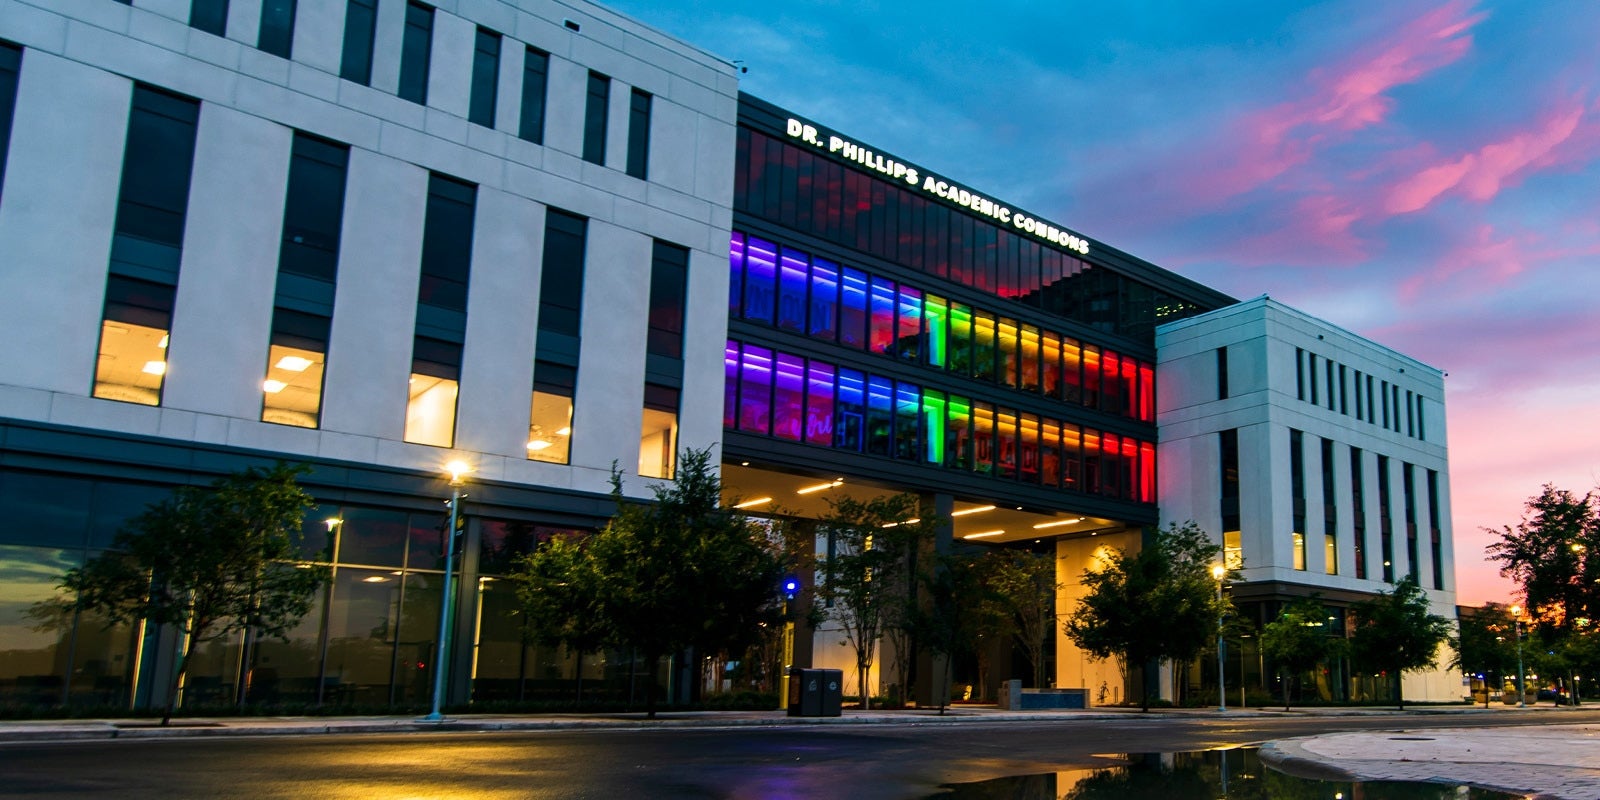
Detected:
left=6, top=710, right=1599, bottom=799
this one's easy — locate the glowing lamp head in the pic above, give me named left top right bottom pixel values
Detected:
left=445, top=460, right=471, bottom=484
left=1211, top=565, right=1226, bottom=580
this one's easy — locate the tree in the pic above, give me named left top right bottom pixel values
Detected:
left=1259, top=596, right=1335, bottom=710
left=811, top=493, right=931, bottom=710
left=54, top=463, right=327, bottom=724
left=910, top=550, right=1001, bottom=713
left=1486, top=485, right=1600, bottom=705
left=509, top=531, right=606, bottom=704
left=1450, top=603, right=1519, bottom=707
left=560, top=449, right=784, bottom=718
left=1348, top=576, right=1452, bottom=710
left=1062, top=521, right=1226, bottom=711
left=989, top=550, right=1061, bottom=689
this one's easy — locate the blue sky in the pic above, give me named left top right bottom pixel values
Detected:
left=613, top=0, right=1600, bottom=603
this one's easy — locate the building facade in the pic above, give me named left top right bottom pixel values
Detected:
left=0, top=0, right=1459, bottom=711
left=0, top=0, right=735, bottom=709
left=1157, top=297, right=1458, bottom=702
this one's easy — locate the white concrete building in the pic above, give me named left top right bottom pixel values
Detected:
left=1157, top=296, right=1459, bottom=702
left=0, top=0, right=737, bottom=709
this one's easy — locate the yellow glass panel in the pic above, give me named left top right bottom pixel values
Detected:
left=404, top=374, right=458, bottom=447
left=1223, top=531, right=1243, bottom=570
left=93, top=320, right=167, bottom=405
left=262, top=344, right=325, bottom=428
left=639, top=407, right=677, bottom=479
left=1292, top=532, right=1307, bottom=571
left=527, top=390, right=572, bottom=464
left=1324, top=534, right=1338, bottom=575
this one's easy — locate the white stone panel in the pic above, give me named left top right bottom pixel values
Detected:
left=454, top=188, right=542, bottom=459
left=676, top=245, right=729, bottom=456
left=542, top=54, right=585, bottom=157
left=319, top=148, right=426, bottom=439
left=646, top=98, right=693, bottom=195
left=291, top=0, right=346, bottom=75
left=427, top=10, right=473, bottom=118
left=0, top=53, right=129, bottom=397
left=569, top=220, right=648, bottom=472
left=226, top=0, right=263, bottom=48
left=604, top=77, right=629, bottom=171
left=164, top=105, right=291, bottom=420
left=368, top=0, right=404, bottom=94
left=493, top=29, right=522, bottom=135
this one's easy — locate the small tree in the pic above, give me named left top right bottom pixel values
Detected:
left=1349, top=576, right=1452, bottom=710
left=812, top=493, right=930, bottom=710
left=1451, top=603, right=1519, bottom=707
left=55, top=463, right=327, bottom=724
left=990, top=550, right=1060, bottom=689
left=1259, top=596, right=1335, bottom=710
left=509, top=531, right=607, bottom=704
left=910, top=551, right=999, bottom=713
left=581, top=449, right=784, bottom=718
left=1062, top=521, right=1225, bottom=711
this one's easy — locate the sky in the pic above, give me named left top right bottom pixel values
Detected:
left=612, top=0, right=1600, bottom=605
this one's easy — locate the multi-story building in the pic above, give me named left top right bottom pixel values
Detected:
left=0, top=0, right=1458, bottom=711
left=0, top=0, right=736, bottom=709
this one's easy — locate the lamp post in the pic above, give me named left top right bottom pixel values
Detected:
left=423, top=460, right=470, bottom=722
left=1212, top=564, right=1226, bottom=712
left=1511, top=604, right=1526, bottom=709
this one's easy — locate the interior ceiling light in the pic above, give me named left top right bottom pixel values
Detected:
left=962, top=530, right=1004, bottom=539
left=950, top=504, right=996, bottom=517
left=142, top=360, right=167, bottom=376
left=262, top=379, right=287, bottom=393
left=527, top=440, right=552, bottom=451
left=276, top=355, right=314, bottom=371
left=157, top=334, right=169, bottom=348
left=732, top=497, right=772, bottom=509
left=881, top=518, right=921, bottom=528
left=1032, top=518, right=1085, bottom=530
left=556, top=427, right=571, bottom=436
left=362, top=576, right=389, bottom=583
left=796, top=479, right=843, bottom=495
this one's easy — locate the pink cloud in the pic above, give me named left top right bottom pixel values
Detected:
left=1223, top=194, right=1368, bottom=266
left=1395, top=223, right=1527, bottom=302
left=1386, top=100, right=1589, bottom=213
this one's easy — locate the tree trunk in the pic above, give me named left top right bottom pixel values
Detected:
left=857, top=655, right=869, bottom=711
left=643, top=651, right=659, bottom=720
left=163, top=634, right=197, bottom=726
left=1394, top=670, right=1404, bottom=711
left=1283, top=670, right=1291, bottom=711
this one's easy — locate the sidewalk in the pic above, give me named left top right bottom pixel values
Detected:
left=1261, top=721, right=1600, bottom=800
left=0, top=700, right=1533, bottom=744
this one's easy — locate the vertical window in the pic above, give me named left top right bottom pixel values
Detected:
left=776, top=248, right=807, bottom=333
left=1416, top=395, right=1426, bottom=441
left=1353, top=370, right=1364, bottom=420
left=1019, top=325, right=1040, bottom=391
left=94, top=86, right=200, bottom=406
left=834, top=367, right=863, bottom=450
left=468, top=27, right=500, bottom=128
left=405, top=174, right=475, bottom=447
left=538, top=210, right=588, bottom=343
left=1351, top=446, right=1367, bottom=580
left=1427, top=470, right=1443, bottom=590
left=894, top=381, right=921, bottom=461
left=1041, top=332, right=1062, bottom=398
left=340, top=0, right=378, bottom=84
left=972, top=312, right=996, bottom=382
left=1217, top=346, right=1229, bottom=400
left=1290, top=429, right=1306, bottom=571
left=946, top=301, right=971, bottom=376
left=1392, top=385, right=1401, bottom=432
left=865, top=375, right=892, bottom=456
left=189, top=0, right=229, bottom=36
left=896, top=286, right=922, bottom=362
left=258, top=0, right=297, bottom=58
left=518, top=47, right=549, bottom=144
left=805, top=362, right=834, bottom=447
left=1325, top=358, right=1335, bottom=411
left=1018, top=413, right=1039, bottom=483
left=722, top=341, right=739, bottom=430
left=398, top=2, right=434, bottom=105
left=1061, top=338, right=1082, bottom=403
left=922, top=295, right=947, bottom=369
left=647, top=241, right=688, bottom=359
left=868, top=277, right=895, bottom=355
left=922, top=390, right=946, bottom=464
left=264, top=133, right=348, bottom=428
left=1380, top=380, right=1390, bottom=429
left=625, top=88, right=651, bottom=179
left=1039, top=418, right=1061, bottom=488
left=808, top=257, right=840, bottom=342
left=581, top=71, right=609, bottom=165
left=839, top=267, right=868, bottom=349
left=1405, top=390, right=1415, bottom=437
left=528, top=362, right=575, bottom=463
left=1220, top=429, right=1240, bottom=568
left=945, top=395, right=971, bottom=470
left=997, top=318, right=1019, bottom=389
left=0, top=42, right=19, bottom=203
left=772, top=354, right=803, bottom=441
left=639, top=384, right=678, bottom=478
left=971, top=402, right=995, bottom=473
left=1378, top=455, right=1394, bottom=582
left=1308, top=353, right=1318, bottom=405
left=1403, top=463, right=1419, bottom=583
left=1338, top=365, right=1348, bottom=415
left=1295, top=347, right=1305, bottom=400
left=1322, top=437, right=1337, bottom=575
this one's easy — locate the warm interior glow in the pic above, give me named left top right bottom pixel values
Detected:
left=1032, top=518, right=1084, bottom=529
left=556, top=427, right=571, bottom=436
left=405, top=373, right=459, bottom=447
left=526, top=439, right=552, bottom=451
left=639, top=406, right=678, bottom=479
left=275, top=355, right=313, bottom=371
left=796, top=480, right=844, bottom=494
left=361, top=576, right=389, bottom=583
left=732, top=497, right=773, bottom=509
left=262, top=379, right=286, bottom=393
left=881, top=518, right=921, bottom=528
left=93, top=320, right=168, bottom=406
left=528, top=390, right=573, bottom=464
left=951, top=504, right=996, bottom=517
left=262, top=344, right=325, bottom=428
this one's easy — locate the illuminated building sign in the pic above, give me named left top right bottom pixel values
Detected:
left=785, top=118, right=1091, bottom=256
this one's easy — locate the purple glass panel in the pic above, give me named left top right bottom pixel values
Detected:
left=805, top=362, right=834, bottom=446
left=728, top=232, right=745, bottom=317
left=742, top=236, right=777, bottom=324
left=773, top=353, right=804, bottom=441
left=778, top=247, right=808, bottom=333
left=723, top=340, right=739, bottom=430
left=737, top=344, right=771, bottom=434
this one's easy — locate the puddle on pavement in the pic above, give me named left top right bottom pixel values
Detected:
left=930, top=747, right=1520, bottom=799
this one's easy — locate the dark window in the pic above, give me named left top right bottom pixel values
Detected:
left=1338, top=364, right=1348, bottom=414
left=468, top=27, right=500, bottom=127
left=1217, top=346, right=1229, bottom=400
left=1378, top=455, right=1394, bottom=582
left=581, top=71, right=609, bottom=165
left=647, top=240, right=687, bottom=359
left=1351, top=446, right=1366, bottom=579
left=417, top=174, right=475, bottom=319
left=398, top=2, right=434, bottom=105
left=258, top=0, right=297, bottom=58
left=1308, top=353, right=1318, bottom=405
left=0, top=42, right=19, bottom=203
left=1417, top=394, right=1426, bottom=440
left=189, top=0, right=229, bottom=36
left=340, top=0, right=378, bottom=85
left=1295, top=347, right=1304, bottom=400
left=518, top=47, right=548, bottom=144
left=1406, top=389, right=1415, bottom=437
left=537, top=209, right=588, bottom=342
left=278, top=133, right=349, bottom=285
left=1403, top=462, right=1418, bottom=583
left=112, top=85, right=201, bottom=274
left=1427, top=469, right=1443, bottom=590
left=625, top=88, right=651, bottom=179
left=1219, top=428, right=1239, bottom=533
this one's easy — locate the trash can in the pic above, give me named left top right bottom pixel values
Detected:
left=787, top=668, right=843, bottom=717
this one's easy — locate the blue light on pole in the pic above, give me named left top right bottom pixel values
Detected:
left=782, top=576, right=800, bottom=600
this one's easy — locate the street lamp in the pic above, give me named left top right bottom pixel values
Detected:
left=1511, top=604, right=1526, bottom=709
left=1212, top=564, right=1227, bottom=712
left=423, top=460, right=470, bottom=722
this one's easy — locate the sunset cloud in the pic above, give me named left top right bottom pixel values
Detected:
left=1386, top=100, right=1589, bottom=213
